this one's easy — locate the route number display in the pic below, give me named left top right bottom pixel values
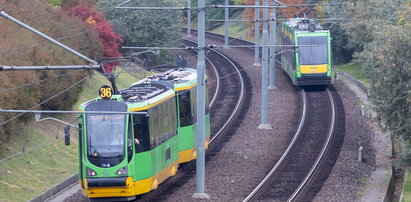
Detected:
left=99, top=85, right=113, bottom=99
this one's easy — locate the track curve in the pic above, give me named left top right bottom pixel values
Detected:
left=244, top=87, right=345, bottom=202
left=135, top=39, right=247, bottom=202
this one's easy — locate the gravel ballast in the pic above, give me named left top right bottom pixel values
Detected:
left=62, top=35, right=379, bottom=201
left=313, top=81, right=376, bottom=202
left=161, top=35, right=301, bottom=201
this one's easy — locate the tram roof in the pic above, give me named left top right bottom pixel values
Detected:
left=283, top=18, right=329, bottom=34
left=132, top=68, right=198, bottom=91
left=79, top=82, right=175, bottom=112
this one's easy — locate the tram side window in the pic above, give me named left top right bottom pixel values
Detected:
left=127, top=117, right=133, bottom=162
left=190, top=87, right=197, bottom=123
left=164, top=101, right=170, bottom=135
left=148, top=108, right=155, bottom=148
left=179, top=90, right=192, bottom=127
left=162, top=103, right=167, bottom=136
left=170, top=98, right=177, bottom=134
left=78, top=122, right=83, bottom=137
left=291, top=48, right=296, bottom=68
left=133, top=113, right=150, bottom=153
left=281, top=32, right=295, bottom=69
left=169, top=98, right=177, bottom=134
left=153, top=107, right=160, bottom=140
left=166, top=98, right=177, bottom=136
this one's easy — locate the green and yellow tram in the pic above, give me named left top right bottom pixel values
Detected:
left=72, top=68, right=210, bottom=200
left=279, top=18, right=334, bottom=85
left=133, top=68, right=211, bottom=164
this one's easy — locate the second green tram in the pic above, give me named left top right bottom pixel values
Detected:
left=279, top=18, right=335, bottom=85
left=73, top=68, right=210, bottom=200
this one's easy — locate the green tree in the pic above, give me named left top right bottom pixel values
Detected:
left=342, top=0, right=406, bottom=54
left=231, top=0, right=247, bottom=5
left=95, top=0, right=182, bottom=65
left=191, top=0, right=240, bottom=29
left=95, top=0, right=181, bottom=48
left=0, top=0, right=102, bottom=140
left=49, top=0, right=63, bottom=8
left=358, top=24, right=410, bottom=141
left=320, top=0, right=355, bottom=64
left=325, top=0, right=410, bottom=141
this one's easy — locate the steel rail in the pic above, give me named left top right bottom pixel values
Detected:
left=207, top=45, right=245, bottom=143
left=40, top=44, right=222, bottom=202
left=137, top=39, right=245, bottom=201
left=183, top=38, right=245, bottom=143
left=204, top=50, right=221, bottom=110
left=178, top=40, right=220, bottom=110
left=183, top=29, right=283, bottom=64
left=288, top=88, right=336, bottom=202
left=186, top=30, right=339, bottom=201
left=243, top=89, right=307, bottom=202
left=41, top=29, right=245, bottom=201
left=243, top=88, right=337, bottom=202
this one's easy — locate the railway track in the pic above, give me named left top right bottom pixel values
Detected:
left=183, top=29, right=264, bottom=56
left=48, top=30, right=344, bottom=202
left=43, top=36, right=246, bottom=202
left=183, top=29, right=255, bottom=47
left=131, top=39, right=246, bottom=201
left=185, top=30, right=345, bottom=202
left=243, top=87, right=345, bottom=202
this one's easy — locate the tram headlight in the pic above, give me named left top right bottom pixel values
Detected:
left=86, top=167, right=97, bottom=176
left=115, top=166, right=128, bottom=175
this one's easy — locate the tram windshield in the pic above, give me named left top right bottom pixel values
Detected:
left=297, top=36, right=328, bottom=65
left=86, top=114, right=126, bottom=159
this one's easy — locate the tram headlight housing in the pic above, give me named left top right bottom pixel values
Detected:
left=116, top=166, right=128, bottom=175
left=86, top=167, right=97, bottom=176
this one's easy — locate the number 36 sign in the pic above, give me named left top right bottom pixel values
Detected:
left=99, top=85, right=113, bottom=99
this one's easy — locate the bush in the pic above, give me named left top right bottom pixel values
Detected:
left=65, top=4, right=123, bottom=73
left=0, top=0, right=102, bottom=140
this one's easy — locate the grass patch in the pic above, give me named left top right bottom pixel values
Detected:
left=356, top=177, right=370, bottom=197
left=0, top=68, right=147, bottom=201
left=335, top=63, right=370, bottom=86
left=0, top=122, right=78, bottom=201
left=208, top=10, right=251, bottom=41
left=402, top=169, right=411, bottom=202
left=211, top=21, right=249, bottom=40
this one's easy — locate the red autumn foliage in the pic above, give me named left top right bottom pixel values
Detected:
left=65, top=5, right=123, bottom=73
left=0, top=0, right=102, bottom=140
left=280, top=0, right=310, bottom=18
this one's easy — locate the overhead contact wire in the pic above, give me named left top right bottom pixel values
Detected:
left=0, top=69, right=85, bottom=94
left=0, top=74, right=92, bottom=126
left=0, top=22, right=111, bottom=53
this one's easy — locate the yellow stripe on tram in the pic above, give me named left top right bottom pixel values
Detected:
left=130, top=93, right=175, bottom=111
left=300, top=64, right=328, bottom=74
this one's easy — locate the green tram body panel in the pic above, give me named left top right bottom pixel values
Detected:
left=132, top=68, right=211, bottom=162
left=76, top=68, right=210, bottom=199
left=279, top=18, right=334, bottom=85
left=178, top=113, right=211, bottom=152
left=130, top=135, right=179, bottom=180
left=178, top=125, right=196, bottom=151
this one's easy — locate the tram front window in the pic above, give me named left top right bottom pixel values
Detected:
left=86, top=114, right=126, bottom=162
left=297, top=36, right=328, bottom=65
